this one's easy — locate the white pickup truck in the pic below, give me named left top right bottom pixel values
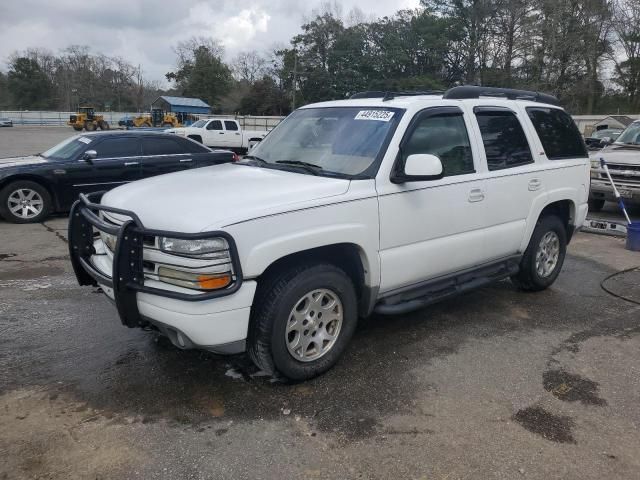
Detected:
left=70, top=86, right=589, bottom=381
left=167, top=119, right=268, bottom=153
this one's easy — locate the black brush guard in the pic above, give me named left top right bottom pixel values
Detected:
left=68, top=193, right=243, bottom=328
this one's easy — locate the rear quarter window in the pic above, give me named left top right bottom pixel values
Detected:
left=526, top=107, right=588, bottom=160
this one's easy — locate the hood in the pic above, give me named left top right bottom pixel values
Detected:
left=598, top=144, right=640, bottom=165
left=101, top=163, right=350, bottom=232
left=0, top=155, right=48, bottom=169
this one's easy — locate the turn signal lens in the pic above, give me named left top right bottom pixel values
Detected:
left=157, top=266, right=231, bottom=291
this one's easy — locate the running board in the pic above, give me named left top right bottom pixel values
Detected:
left=374, top=257, right=520, bottom=315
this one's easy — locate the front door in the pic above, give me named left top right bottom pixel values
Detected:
left=203, top=119, right=226, bottom=147
left=377, top=106, right=487, bottom=294
left=57, top=136, right=142, bottom=207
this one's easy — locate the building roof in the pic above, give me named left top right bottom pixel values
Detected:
left=596, top=115, right=634, bottom=127
left=155, top=96, right=210, bottom=108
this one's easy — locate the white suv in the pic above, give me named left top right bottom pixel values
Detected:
left=69, top=86, right=590, bottom=380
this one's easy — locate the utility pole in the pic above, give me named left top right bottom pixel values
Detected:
left=291, top=51, right=297, bottom=111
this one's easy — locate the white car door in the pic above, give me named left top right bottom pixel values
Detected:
left=203, top=119, right=226, bottom=147
left=468, top=105, right=547, bottom=261
left=223, top=120, right=243, bottom=148
left=377, top=106, right=488, bottom=293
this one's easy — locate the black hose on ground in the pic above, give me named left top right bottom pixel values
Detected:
left=600, top=266, right=640, bottom=306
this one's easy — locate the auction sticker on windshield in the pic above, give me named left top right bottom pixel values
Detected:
left=78, top=137, right=92, bottom=144
left=355, top=110, right=395, bottom=122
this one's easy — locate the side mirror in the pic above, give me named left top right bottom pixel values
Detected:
left=82, top=150, right=97, bottom=162
left=392, top=154, right=444, bottom=183
left=600, top=137, right=612, bottom=146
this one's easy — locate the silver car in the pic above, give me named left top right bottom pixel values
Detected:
left=0, top=118, right=13, bottom=127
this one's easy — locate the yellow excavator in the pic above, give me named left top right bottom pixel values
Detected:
left=67, top=106, right=109, bottom=131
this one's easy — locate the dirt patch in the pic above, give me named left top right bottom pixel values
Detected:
left=0, top=387, right=142, bottom=480
left=543, top=369, right=607, bottom=406
left=0, top=266, right=63, bottom=280
left=513, top=406, right=575, bottom=444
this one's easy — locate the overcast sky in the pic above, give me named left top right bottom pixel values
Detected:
left=0, top=0, right=421, bottom=85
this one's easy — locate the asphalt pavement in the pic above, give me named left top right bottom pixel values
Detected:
left=1, top=127, right=640, bottom=479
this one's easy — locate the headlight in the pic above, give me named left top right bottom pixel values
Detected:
left=159, top=237, right=229, bottom=258
left=100, top=231, right=117, bottom=252
left=590, top=160, right=600, bottom=178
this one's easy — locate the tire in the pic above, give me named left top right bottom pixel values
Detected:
left=0, top=180, right=52, bottom=224
left=84, top=121, right=96, bottom=131
left=588, top=198, right=605, bottom=212
left=72, top=125, right=83, bottom=131
left=162, top=122, right=173, bottom=128
left=98, top=120, right=110, bottom=130
left=511, top=215, right=567, bottom=292
left=248, top=263, right=358, bottom=381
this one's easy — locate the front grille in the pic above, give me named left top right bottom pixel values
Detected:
left=600, top=163, right=640, bottom=185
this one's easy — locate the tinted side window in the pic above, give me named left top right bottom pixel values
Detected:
left=177, top=137, right=209, bottom=153
left=526, top=107, right=588, bottom=159
left=206, top=120, right=223, bottom=130
left=403, top=113, right=474, bottom=176
left=475, top=111, right=533, bottom=170
left=94, top=138, right=140, bottom=158
left=224, top=121, right=238, bottom=131
left=142, top=137, right=185, bottom=156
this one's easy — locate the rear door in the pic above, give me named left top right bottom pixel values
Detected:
left=223, top=120, right=242, bottom=148
left=58, top=136, right=143, bottom=201
left=470, top=106, right=546, bottom=260
left=139, top=136, right=195, bottom=178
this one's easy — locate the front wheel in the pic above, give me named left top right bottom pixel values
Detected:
left=0, top=180, right=52, bottom=223
left=511, top=215, right=567, bottom=291
left=248, top=264, right=358, bottom=381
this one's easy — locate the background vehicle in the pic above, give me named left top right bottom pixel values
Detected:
left=585, top=128, right=624, bottom=150
left=67, top=107, right=109, bottom=131
left=0, top=118, right=13, bottom=127
left=167, top=118, right=267, bottom=153
left=70, top=86, right=589, bottom=381
left=589, top=120, right=640, bottom=211
left=0, top=131, right=236, bottom=223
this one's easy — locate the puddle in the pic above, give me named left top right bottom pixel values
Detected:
left=0, top=253, right=17, bottom=261
left=513, top=406, right=575, bottom=443
left=543, top=370, right=607, bottom=406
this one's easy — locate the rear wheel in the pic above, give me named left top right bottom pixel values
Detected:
left=248, top=263, right=358, bottom=381
left=84, top=121, right=96, bottom=131
left=588, top=198, right=605, bottom=212
left=98, top=120, right=110, bottom=130
left=72, top=125, right=83, bottom=131
left=162, top=122, right=173, bottom=128
left=511, top=215, right=567, bottom=291
left=0, top=181, right=52, bottom=223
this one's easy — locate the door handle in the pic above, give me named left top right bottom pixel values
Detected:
left=124, top=162, right=139, bottom=166
left=468, top=188, right=485, bottom=202
left=528, top=178, right=542, bottom=191
left=179, top=158, right=193, bottom=163
left=219, top=132, right=224, bottom=134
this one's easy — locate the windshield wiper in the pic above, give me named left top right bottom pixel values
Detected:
left=275, top=160, right=322, bottom=175
left=243, top=155, right=267, bottom=163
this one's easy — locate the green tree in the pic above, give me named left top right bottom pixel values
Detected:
left=7, top=57, right=53, bottom=109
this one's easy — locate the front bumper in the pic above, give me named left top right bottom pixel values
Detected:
left=590, top=179, right=640, bottom=205
left=68, top=193, right=253, bottom=353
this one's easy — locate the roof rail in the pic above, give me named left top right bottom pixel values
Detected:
left=443, top=86, right=560, bottom=106
left=349, top=90, right=444, bottom=101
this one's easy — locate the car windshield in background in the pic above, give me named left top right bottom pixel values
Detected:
left=592, top=129, right=622, bottom=139
left=248, top=107, right=403, bottom=178
left=41, top=136, right=90, bottom=160
left=615, top=122, right=640, bottom=145
left=191, top=120, right=207, bottom=128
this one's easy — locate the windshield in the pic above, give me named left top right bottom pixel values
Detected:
left=42, top=136, right=91, bottom=160
left=615, top=122, right=640, bottom=145
left=592, top=129, right=621, bottom=139
left=191, top=120, right=207, bottom=128
left=248, top=107, right=403, bottom=178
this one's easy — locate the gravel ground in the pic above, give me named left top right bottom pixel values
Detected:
left=0, top=126, right=80, bottom=158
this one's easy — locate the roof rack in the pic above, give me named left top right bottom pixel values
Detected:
left=349, top=90, right=445, bottom=101
left=442, top=86, right=560, bottom=106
